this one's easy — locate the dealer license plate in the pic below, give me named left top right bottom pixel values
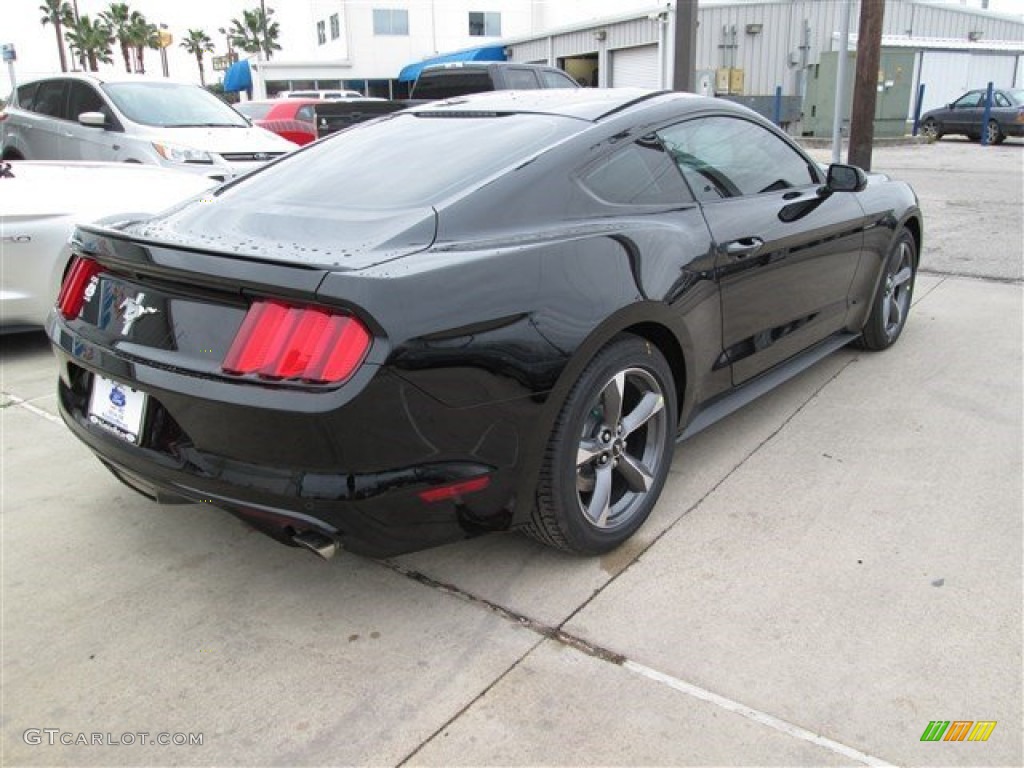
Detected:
left=88, top=375, right=147, bottom=444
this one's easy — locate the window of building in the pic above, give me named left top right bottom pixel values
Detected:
left=316, top=20, right=326, bottom=45
left=373, top=9, right=409, bottom=35
left=330, top=13, right=340, bottom=40
left=468, top=11, right=501, bottom=36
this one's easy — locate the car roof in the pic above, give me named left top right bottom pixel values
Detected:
left=19, top=72, right=197, bottom=88
left=407, top=88, right=709, bottom=122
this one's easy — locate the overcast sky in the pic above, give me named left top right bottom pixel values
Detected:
left=3, top=0, right=1022, bottom=94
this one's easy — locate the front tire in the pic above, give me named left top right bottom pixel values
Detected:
left=920, top=118, right=941, bottom=141
left=858, top=229, right=917, bottom=351
left=525, top=335, right=677, bottom=554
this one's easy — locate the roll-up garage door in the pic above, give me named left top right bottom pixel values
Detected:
left=610, top=45, right=659, bottom=88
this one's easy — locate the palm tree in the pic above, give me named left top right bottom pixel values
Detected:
left=99, top=2, right=134, bottom=72
left=126, top=12, right=159, bottom=74
left=180, top=29, right=214, bottom=86
left=228, top=6, right=281, bottom=60
left=40, top=0, right=74, bottom=72
left=65, top=14, right=114, bottom=72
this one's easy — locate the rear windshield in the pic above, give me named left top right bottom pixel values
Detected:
left=102, top=81, right=249, bottom=127
left=1006, top=89, right=1024, bottom=106
left=218, top=111, right=583, bottom=210
left=234, top=102, right=273, bottom=120
left=413, top=72, right=493, bottom=100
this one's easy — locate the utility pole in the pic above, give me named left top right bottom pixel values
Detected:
left=672, top=0, right=698, bottom=92
left=848, top=0, right=884, bottom=171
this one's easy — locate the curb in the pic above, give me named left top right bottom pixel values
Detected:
left=797, top=136, right=931, bottom=149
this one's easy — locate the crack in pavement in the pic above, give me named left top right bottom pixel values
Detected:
left=919, top=268, right=1022, bottom=285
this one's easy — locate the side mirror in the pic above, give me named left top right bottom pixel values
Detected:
left=825, top=163, right=867, bottom=193
left=78, top=111, right=107, bottom=128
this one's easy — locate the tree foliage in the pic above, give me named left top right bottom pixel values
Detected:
left=65, top=14, right=114, bottom=72
left=40, top=0, right=74, bottom=72
left=180, top=29, right=215, bottom=86
left=228, top=6, right=281, bottom=60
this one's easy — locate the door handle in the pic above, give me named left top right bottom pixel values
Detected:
left=722, top=237, right=764, bottom=258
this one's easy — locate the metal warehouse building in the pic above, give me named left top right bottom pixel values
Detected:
left=504, top=0, right=1024, bottom=134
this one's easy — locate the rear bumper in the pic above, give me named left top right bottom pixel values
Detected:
left=50, top=323, right=532, bottom=557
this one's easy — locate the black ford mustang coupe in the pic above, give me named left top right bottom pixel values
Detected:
left=48, top=89, right=922, bottom=559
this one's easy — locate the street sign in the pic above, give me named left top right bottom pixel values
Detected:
left=212, top=53, right=237, bottom=72
left=2, top=43, right=16, bottom=62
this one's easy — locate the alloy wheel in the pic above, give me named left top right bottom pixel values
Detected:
left=882, top=241, right=914, bottom=341
left=575, top=367, right=668, bottom=530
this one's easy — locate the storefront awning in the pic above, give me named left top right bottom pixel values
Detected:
left=397, top=45, right=506, bottom=83
left=222, top=60, right=252, bottom=93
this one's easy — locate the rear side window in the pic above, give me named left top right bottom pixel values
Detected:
left=16, top=81, right=40, bottom=109
left=31, top=80, right=68, bottom=118
left=580, top=137, right=692, bottom=206
left=219, top=112, right=582, bottom=210
left=412, top=72, right=492, bottom=100
left=505, top=68, right=541, bottom=89
left=235, top=102, right=274, bottom=119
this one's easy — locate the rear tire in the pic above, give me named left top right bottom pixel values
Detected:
left=858, top=229, right=916, bottom=351
left=525, top=335, right=677, bottom=554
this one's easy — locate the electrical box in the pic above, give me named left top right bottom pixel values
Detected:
left=715, top=68, right=730, bottom=93
left=729, top=68, right=744, bottom=95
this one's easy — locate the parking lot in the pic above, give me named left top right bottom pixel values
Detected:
left=2, top=138, right=1021, bottom=766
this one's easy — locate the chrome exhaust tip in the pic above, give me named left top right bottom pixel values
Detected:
left=292, top=530, right=340, bottom=560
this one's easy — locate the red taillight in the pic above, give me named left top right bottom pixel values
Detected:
left=222, top=299, right=371, bottom=384
left=418, top=476, right=491, bottom=504
left=56, top=256, right=104, bottom=320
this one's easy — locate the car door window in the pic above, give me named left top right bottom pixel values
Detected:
left=994, top=92, right=1011, bottom=108
left=541, top=70, right=578, bottom=88
left=658, top=116, right=817, bottom=202
left=580, top=135, right=693, bottom=206
left=953, top=92, right=982, bottom=109
left=505, top=68, right=541, bottom=89
left=31, top=80, right=68, bottom=118
left=295, top=105, right=315, bottom=122
left=67, top=81, right=107, bottom=122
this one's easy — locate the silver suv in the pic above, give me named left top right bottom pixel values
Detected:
left=1, top=73, right=296, bottom=180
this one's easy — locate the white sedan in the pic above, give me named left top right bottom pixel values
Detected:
left=1, top=161, right=219, bottom=332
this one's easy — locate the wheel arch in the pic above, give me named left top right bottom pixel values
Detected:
left=508, top=304, right=694, bottom=530
left=902, top=213, right=923, bottom=267
left=621, top=320, right=687, bottom=422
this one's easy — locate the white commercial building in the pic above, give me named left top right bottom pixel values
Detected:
left=239, top=0, right=1023, bottom=119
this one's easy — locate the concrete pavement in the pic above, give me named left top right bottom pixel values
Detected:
left=2, top=140, right=1021, bottom=766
